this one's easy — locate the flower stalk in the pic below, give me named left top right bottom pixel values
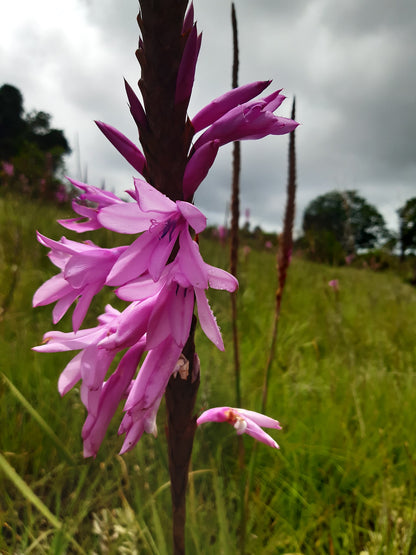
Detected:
left=262, top=97, right=297, bottom=413
left=229, top=1, right=242, bottom=410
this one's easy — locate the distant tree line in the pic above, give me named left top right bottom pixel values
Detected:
left=0, top=83, right=71, bottom=202
left=297, top=189, right=416, bottom=264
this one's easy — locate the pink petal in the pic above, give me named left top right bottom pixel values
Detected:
left=58, top=351, right=83, bottom=396
left=168, top=286, right=195, bottom=347
left=52, top=290, right=79, bottom=323
left=236, top=409, right=282, bottom=430
left=116, top=273, right=165, bottom=302
left=98, top=203, right=155, bottom=234
left=196, top=407, right=229, bottom=425
left=244, top=418, right=279, bottom=448
left=191, top=80, right=271, bottom=132
left=33, top=274, right=73, bottom=307
left=178, top=231, right=208, bottom=289
left=194, top=287, right=224, bottom=351
left=261, top=89, right=285, bottom=111
left=106, top=233, right=155, bottom=286
left=134, top=178, right=176, bottom=214
left=146, top=286, right=174, bottom=350
left=124, top=79, right=147, bottom=131
left=175, top=24, right=201, bottom=104
left=95, top=121, right=146, bottom=175
left=207, top=264, right=238, bottom=292
left=148, top=226, right=180, bottom=281
left=124, top=337, right=181, bottom=412
left=82, top=341, right=145, bottom=457
left=72, top=285, right=100, bottom=332
left=183, top=140, right=220, bottom=200
left=176, top=201, right=207, bottom=233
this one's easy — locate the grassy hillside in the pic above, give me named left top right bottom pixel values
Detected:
left=1, top=195, right=416, bottom=554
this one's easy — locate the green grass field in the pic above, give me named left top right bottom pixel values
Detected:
left=1, top=195, right=416, bottom=554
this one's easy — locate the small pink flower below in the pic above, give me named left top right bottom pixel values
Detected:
left=197, top=406, right=281, bottom=448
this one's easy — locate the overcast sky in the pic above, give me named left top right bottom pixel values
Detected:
left=2, top=0, right=415, bottom=233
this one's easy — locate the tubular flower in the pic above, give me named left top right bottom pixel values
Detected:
left=100, top=178, right=207, bottom=284
left=58, top=178, right=124, bottom=233
left=33, top=233, right=127, bottom=331
left=197, top=407, right=282, bottom=448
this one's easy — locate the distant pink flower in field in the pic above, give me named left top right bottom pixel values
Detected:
left=2, top=161, right=14, bottom=176
left=328, top=279, right=339, bottom=291
left=217, top=225, right=226, bottom=239
left=345, top=254, right=355, bottom=265
left=265, top=240, right=273, bottom=249
left=242, top=245, right=251, bottom=259
left=55, top=185, right=68, bottom=203
left=197, top=407, right=281, bottom=448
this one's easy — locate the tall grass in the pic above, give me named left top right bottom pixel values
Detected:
left=1, top=195, right=416, bottom=553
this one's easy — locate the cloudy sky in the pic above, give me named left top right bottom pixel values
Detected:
left=2, top=0, right=415, bottom=233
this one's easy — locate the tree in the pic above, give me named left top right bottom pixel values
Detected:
left=302, top=190, right=389, bottom=263
left=398, top=198, right=416, bottom=259
left=0, top=84, right=27, bottom=159
left=0, top=84, right=71, bottom=200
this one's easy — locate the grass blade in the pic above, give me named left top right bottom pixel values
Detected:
left=0, top=452, right=62, bottom=529
left=1, top=372, right=75, bottom=465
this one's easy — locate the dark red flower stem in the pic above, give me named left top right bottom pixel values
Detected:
left=136, top=2, right=199, bottom=553
left=137, top=0, right=193, bottom=201
left=262, top=97, right=297, bottom=413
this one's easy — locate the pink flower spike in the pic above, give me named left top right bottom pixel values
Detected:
left=95, top=120, right=147, bottom=176
left=197, top=407, right=281, bottom=448
left=191, top=80, right=271, bottom=132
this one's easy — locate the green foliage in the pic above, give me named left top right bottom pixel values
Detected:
left=0, top=84, right=71, bottom=202
left=398, top=197, right=416, bottom=258
left=301, top=190, right=390, bottom=263
left=1, top=197, right=416, bottom=553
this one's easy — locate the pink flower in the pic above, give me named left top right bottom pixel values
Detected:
left=95, top=120, right=148, bottom=177
left=33, top=300, right=164, bottom=456
left=33, top=233, right=127, bottom=331
left=116, top=233, right=238, bottom=351
left=58, top=178, right=124, bottom=232
left=193, top=88, right=298, bottom=150
left=96, top=78, right=297, bottom=200
left=328, top=279, right=339, bottom=291
left=100, top=178, right=207, bottom=284
left=197, top=407, right=282, bottom=448
left=2, top=161, right=14, bottom=176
